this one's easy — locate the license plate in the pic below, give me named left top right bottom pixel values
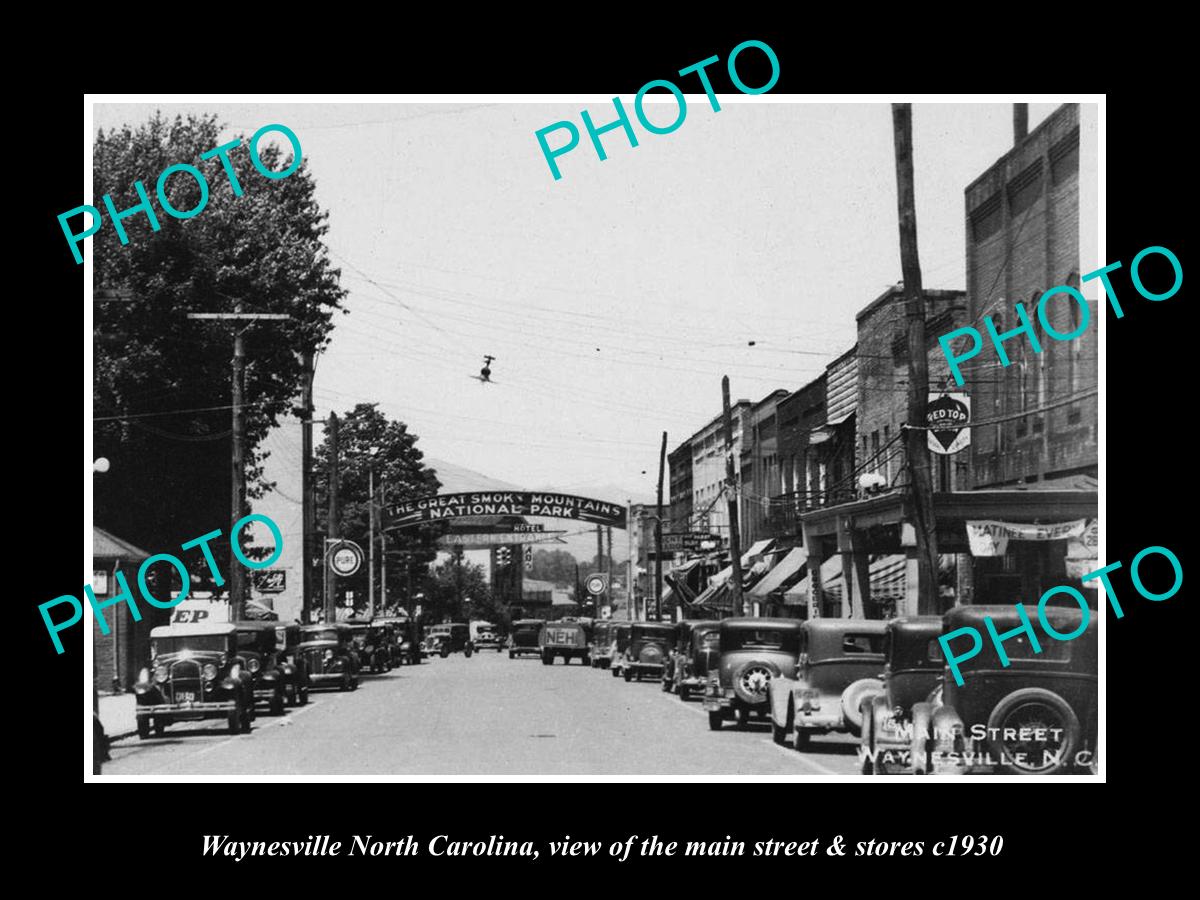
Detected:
left=178, top=691, right=196, bottom=703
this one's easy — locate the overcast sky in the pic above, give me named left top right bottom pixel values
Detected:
left=94, top=99, right=1064, bottom=504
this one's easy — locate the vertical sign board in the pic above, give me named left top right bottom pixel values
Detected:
left=927, top=392, right=971, bottom=455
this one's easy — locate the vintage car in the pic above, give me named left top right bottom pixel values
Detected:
left=509, top=619, right=545, bottom=659
left=134, top=623, right=256, bottom=737
left=426, top=622, right=475, bottom=657
left=768, top=618, right=887, bottom=747
left=540, top=620, right=590, bottom=665
left=609, top=623, right=632, bottom=678
left=474, top=624, right=505, bottom=652
left=344, top=621, right=389, bottom=673
left=913, top=604, right=1098, bottom=776
left=666, top=620, right=720, bottom=700
left=590, top=621, right=613, bottom=668
left=622, top=622, right=674, bottom=682
left=364, top=621, right=397, bottom=673
left=859, top=616, right=944, bottom=773
left=233, top=620, right=287, bottom=715
left=274, top=623, right=310, bottom=706
left=705, top=618, right=804, bottom=730
left=374, top=616, right=420, bottom=665
left=297, top=623, right=360, bottom=691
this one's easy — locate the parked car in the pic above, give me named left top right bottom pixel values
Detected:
left=540, top=620, right=590, bottom=665
left=373, top=616, right=418, bottom=666
left=623, top=622, right=674, bottom=682
left=274, top=623, right=310, bottom=707
left=914, top=604, right=1098, bottom=775
left=859, top=616, right=944, bottom=773
left=365, top=622, right=397, bottom=673
left=609, top=623, right=632, bottom=678
left=297, top=623, right=360, bottom=691
left=768, top=618, right=887, bottom=748
left=590, top=621, right=613, bottom=668
left=233, top=620, right=287, bottom=715
left=344, top=621, right=388, bottom=672
left=474, top=624, right=504, bottom=652
left=666, top=620, right=720, bottom=700
left=134, top=623, right=256, bottom=737
left=705, top=618, right=804, bottom=730
left=509, top=619, right=545, bottom=659
left=426, top=623, right=475, bottom=657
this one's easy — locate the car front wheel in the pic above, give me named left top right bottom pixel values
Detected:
left=137, top=717, right=151, bottom=740
left=228, top=704, right=242, bottom=735
left=708, top=712, right=723, bottom=731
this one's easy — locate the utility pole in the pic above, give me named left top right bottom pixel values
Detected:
left=722, top=376, right=746, bottom=616
left=187, top=308, right=290, bottom=623
left=626, top=501, right=634, bottom=623
left=655, top=430, right=667, bottom=621
left=368, top=465, right=376, bottom=620
left=595, top=524, right=604, bottom=609
left=379, top=477, right=387, bottom=615
left=892, top=103, right=941, bottom=615
left=300, top=351, right=315, bottom=623
left=605, top=526, right=613, bottom=618
left=324, top=411, right=340, bottom=623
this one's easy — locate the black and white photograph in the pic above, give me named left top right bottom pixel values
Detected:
left=74, top=92, right=1111, bottom=780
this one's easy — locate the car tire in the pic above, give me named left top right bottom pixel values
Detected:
left=986, top=687, right=1081, bottom=775
left=341, top=673, right=351, bottom=692
left=285, top=684, right=297, bottom=707
left=841, top=678, right=885, bottom=738
left=542, top=652, right=552, bottom=666
left=911, top=702, right=932, bottom=775
left=465, top=646, right=474, bottom=658
left=661, top=676, right=672, bottom=693
left=241, top=704, right=253, bottom=733
left=708, top=711, right=723, bottom=731
left=228, top=707, right=241, bottom=735
left=611, top=666, right=620, bottom=677
left=624, top=668, right=632, bottom=682
left=440, top=648, right=449, bottom=659
left=270, top=689, right=285, bottom=716
left=582, top=654, right=590, bottom=666
left=299, top=687, right=309, bottom=706
left=509, top=651, right=515, bottom=659
left=735, top=707, right=750, bottom=730
left=153, top=718, right=166, bottom=736
left=351, top=677, right=359, bottom=691
left=137, top=717, right=151, bottom=740
left=793, top=728, right=811, bottom=750
left=678, top=685, right=690, bottom=702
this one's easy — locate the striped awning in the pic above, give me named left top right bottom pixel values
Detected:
left=748, top=547, right=808, bottom=599
left=783, top=554, right=907, bottom=605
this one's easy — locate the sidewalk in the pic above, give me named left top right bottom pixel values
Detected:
left=98, top=693, right=137, bottom=740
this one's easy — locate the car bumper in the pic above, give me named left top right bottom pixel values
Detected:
left=626, top=662, right=664, bottom=676
left=703, top=692, right=766, bottom=715
left=510, top=648, right=541, bottom=656
left=308, top=673, right=349, bottom=686
left=136, top=701, right=237, bottom=720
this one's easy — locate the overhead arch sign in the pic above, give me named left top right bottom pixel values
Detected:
left=388, top=492, right=627, bottom=529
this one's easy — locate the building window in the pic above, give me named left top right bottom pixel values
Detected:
left=1008, top=160, right=1044, bottom=218
left=1051, top=128, right=1080, bottom=185
left=971, top=193, right=1002, bottom=241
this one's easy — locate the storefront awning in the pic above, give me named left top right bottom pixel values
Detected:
left=743, top=539, right=775, bottom=561
left=782, top=554, right=909, bottom=605
left=748, top=547, right=808, bottom=599
left=670, top=558, right=704, bottom=577
left=784, top=555, right=843, bottom=605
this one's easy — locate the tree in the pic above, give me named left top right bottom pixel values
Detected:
left=313, top=403, right=441, bottom=617
left=93, top=112, right=345, bottom=570
left=423, top=555, right=493, bottom=625
left=528, top=548, right=579, bottom=586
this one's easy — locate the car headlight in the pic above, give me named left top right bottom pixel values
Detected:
left=247, top=658, right=261, bottom=673
left=202, top=663, right=218, bottom=681
left=153, top=665, right=169, bottom=684
left=324, top=649, right=334, bottom=660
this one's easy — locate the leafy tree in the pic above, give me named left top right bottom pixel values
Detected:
left=422, top=555, right=493, bottom=625
left=93, top=112, right=344, bottom=570
left=529, top=548, right=580, bottom=587
left=313, top=403, right=441, bottom=616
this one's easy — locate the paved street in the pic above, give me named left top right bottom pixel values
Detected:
left=106, top=652, right=863, bottom=776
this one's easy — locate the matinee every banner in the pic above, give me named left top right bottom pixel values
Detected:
left=388, top=492, right=628, bottom=529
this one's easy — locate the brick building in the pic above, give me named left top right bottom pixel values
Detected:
left=739, top=389, right=789, bottom=546
left=963, top=102, right=1097, bottom=488
left=92, top=527, right=166, bottom=692
left=667, top=440, right=693, bottom=533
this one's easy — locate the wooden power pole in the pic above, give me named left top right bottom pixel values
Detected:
left=300, top=351, right=315, bottom=623
left=891, top=103, right=941, bottom=615
left=655, top=430, right=667, bottom=621
left=722, top=377, right=746, bottom=616
left=324, top=411, right=340, bottom=623
left=187, top=308, right=290, bottom=623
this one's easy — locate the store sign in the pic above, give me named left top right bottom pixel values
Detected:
left=91, top=570, right=109, bottom=595
left=660, top=532, right=723, bottom=553
left=329, top=540, right=363, bottom=577
left=253, top=569, right=286, bottom=593
left=965, top=519, right=1089, bottom=557
left=388, top=492, right=627, bottom=529
left=1065, top=519, right=1099, bottom=580
left=585, top=574, right=608, bottom=596
left=171, top=597, right=230, bottom=624
left=927, top=392, right=971, bottom=455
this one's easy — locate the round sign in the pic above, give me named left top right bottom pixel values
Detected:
left=585, top=574, right=607, bottom=595
left=329, top=540, right=363, bottom=577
